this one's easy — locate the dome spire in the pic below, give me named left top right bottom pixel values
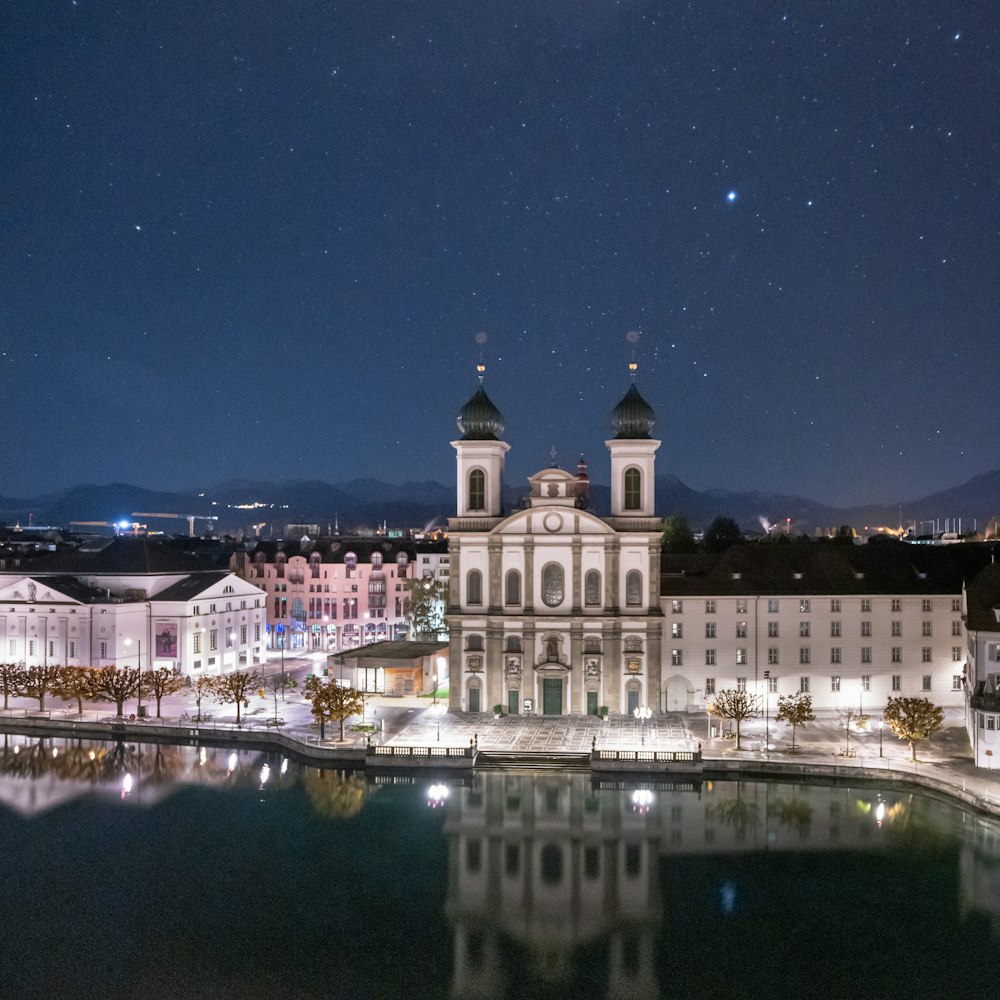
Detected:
left=610, top=367, right=655, bottom=439
left=457, top=360, right=505, bottom=440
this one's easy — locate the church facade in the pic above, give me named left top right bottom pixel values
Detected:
left=446, top=379, right=663, bottom=717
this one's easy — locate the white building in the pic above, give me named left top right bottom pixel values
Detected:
left=447, top=378, right=664, bottom=716
left=0, top=537, right=267, bottom=675
left=963, top=562, right=1000, bottom=767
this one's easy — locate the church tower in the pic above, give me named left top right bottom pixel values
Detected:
left=452, top=367, right=510, bottom=517
left=606, top=370, right=660, bottom=517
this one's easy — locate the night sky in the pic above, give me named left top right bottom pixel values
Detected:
left=3, top=2, right=997, bottom=506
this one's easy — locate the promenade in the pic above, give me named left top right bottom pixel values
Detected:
left=2, top=660, right=998, bottom=819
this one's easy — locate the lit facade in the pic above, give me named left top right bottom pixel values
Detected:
left=0, top=537, right=267, bottom=675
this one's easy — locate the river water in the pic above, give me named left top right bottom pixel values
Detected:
left=1, top=735, right=998, bottom=1000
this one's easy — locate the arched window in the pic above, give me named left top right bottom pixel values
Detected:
left=584, top=569, right=601, bottom=606
left=625, top=570, right=643, bottom=607
left=504, top=635, right=522, bottom=653
left=584, top=636, right=602, bottom=654
left=345, top=552, right=357, bottom=571
left=505, top=569, right=521, bottom=606
left=468, top=469, right=486, bottom=511
left=624, top=635, right=644, bottom=653
left=541, top=563, right=564, bottom=608
left=467, top=569, right=483, bottom=605
left=371, top=551, right=383, bottom=569
left=624, top=467, right=642, bottom=510
left=309, top=552, right=321, bottom=578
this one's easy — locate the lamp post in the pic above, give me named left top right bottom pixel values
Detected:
left=879, top=718, right=884, bottom=758
left=763, top=670, right=770, bottom=759
left=125, top=637, right=142, bottom=717
left=633, top=705, right=652, bottom=745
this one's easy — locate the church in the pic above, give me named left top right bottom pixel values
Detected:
left=446, top=370, right=663, bottom=717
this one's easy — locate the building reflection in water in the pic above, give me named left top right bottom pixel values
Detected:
left=440, top=771, right=1000, bottom=999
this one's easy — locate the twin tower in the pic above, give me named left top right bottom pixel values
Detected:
left=446, top=376, right=666, bottom=717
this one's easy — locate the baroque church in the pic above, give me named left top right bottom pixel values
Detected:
left=446, top=371, right=663, bottom=717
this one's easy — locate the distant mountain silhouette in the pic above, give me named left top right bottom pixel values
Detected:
left=1, top=471, right=997, bottom=537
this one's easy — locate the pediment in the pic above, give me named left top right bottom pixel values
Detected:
left=495, top=507, right=615, bottom=537
left=0, top=577, right=81, bottom=605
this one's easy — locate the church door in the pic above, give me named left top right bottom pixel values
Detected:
left=468, top=687, right=480, bottom=713
left=508, top=690, right=519, bottom=715
left=542, top=678, right=563, bottom=715
left=626, top=687, right=640, bottom=715
left=586, top=691, right=599, bottom=716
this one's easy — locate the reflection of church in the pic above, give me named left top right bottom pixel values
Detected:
left=441, top=772, right=1000, bottom=997
left=447, top=373, right=663, bottom=716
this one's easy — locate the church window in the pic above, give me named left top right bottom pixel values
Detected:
left=467, top=570, right=483, bottom=606
left=468, top=469, right=486, bottom=511
left=584, top=570, right=601, bottom=606
left=625, top=570, right=642, bottom=607
left=505, top=569, right=521, bottom=606
left=623, top=467, right=641, bottom=511
left=541, top=563, right=564, bottom=607
left=504, top=636, right=522, bottom=653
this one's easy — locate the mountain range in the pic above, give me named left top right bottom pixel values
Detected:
left=2, top=470, right=999, bottom=538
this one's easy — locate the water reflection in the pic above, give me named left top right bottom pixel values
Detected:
left=439, top=773, right=1000, bottom=999
left=2, top=735, right=1000, bottom=999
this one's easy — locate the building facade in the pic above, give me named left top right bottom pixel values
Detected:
left=656, top=544, right=992, bottom=716
left=962, top=563, right=1000, bottom=766
left=0, top=537, right=267, bottom=676
left=234, top=537, right=449, bottom=654
left=447, top=380, right=664, bottom=716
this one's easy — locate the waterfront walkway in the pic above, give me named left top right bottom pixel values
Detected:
left=2, top=672, right=998, bottom=817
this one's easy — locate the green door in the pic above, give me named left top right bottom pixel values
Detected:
left=587, top=691, right=599, bottom=716
left=542, top=678, right=562, bottom=715
left=627, top=688, right=639, bottom=715
left=508, top=690, right=519, bottom=715
left=468, top=687, right=480, bottom=713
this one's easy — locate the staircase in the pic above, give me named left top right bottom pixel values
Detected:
left=475, top=750, right=591, bottom=772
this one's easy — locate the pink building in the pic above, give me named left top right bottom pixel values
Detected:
left=233, top=537, right=445, bottom=653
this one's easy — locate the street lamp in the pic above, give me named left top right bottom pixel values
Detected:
left=633, top=705, right=652, bottom=745
left=763, top=670, right=770, bottom=759
left=125, top=637, right=142, bottom=718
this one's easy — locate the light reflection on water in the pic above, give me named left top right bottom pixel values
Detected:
left=1, top=734, right=999, bottom=1000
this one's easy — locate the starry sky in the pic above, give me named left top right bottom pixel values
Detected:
left=3, top=2, right=997, bottom=507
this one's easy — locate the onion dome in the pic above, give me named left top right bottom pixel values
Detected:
left=610, top=383, right=655, bottom=439
left=457, top=385, right=505, bottom=440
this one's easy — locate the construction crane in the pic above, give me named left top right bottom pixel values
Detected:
left=131, top=512, right=220, bottom=537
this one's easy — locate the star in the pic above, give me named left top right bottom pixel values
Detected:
left=726, top=191, right=738, bottom=203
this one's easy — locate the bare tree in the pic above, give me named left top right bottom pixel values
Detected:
left=262, top=673, right=297, bottom=722
left=20, top=664, right=63, bottom=711
left=884, top=696, right=945, bottom=761
left=93, top=666, right=140, bottom=717
left=775, top=692, right=815, bottom=750
left=141, top=667, right=186, bottom=718
left=55, top=666, right=99, bottom=715
left=192, top=674, right=219, bottom=721
left=711, top=688, right=761, bottom=750
left=304, top=676, right=365, bottom=742
left=839, top=706, right=863, bottom=755
left=0, top=662, right=24, bottom=710
left=213, top=670, right=261, bottom=726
